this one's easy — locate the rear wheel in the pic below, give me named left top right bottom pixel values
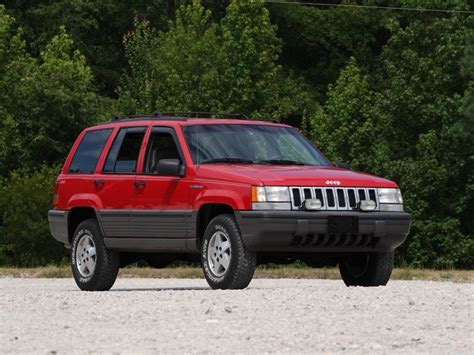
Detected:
left=71, top=219, right=119, bottom=291
left=339, top=251, right=394, bottom=287
left=201, top=214, right=256, bottom=289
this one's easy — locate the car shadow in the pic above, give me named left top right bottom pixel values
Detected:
left=110, top=286, right=211, bottom=292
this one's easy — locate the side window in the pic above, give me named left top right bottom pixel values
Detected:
left=68, top=129, right=112, bottom=174
left=144, top=130, right=182, bottom=174
left=103, top=127, right=146, bottom=173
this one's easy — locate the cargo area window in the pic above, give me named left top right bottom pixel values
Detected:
left=68, top=129, right=112, bottom=174
left=103, top=127, right=146, bottom=173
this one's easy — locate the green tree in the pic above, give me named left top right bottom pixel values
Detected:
left=306, top=11, right=474, bottom=268
left=460, top=28, right=474, bottom=251
left=0, top=6, right=97, bottom=175
left=0, top=166, right=66, bottom=266
left=303, top=58, right=389, bottom=172
left=268, top=0, right=398, bottom=100
left=117, top=0, right=313, bottom=119
left=117, top=2, right=220, bottom=114
left=3, top=1, right=234, bottom=95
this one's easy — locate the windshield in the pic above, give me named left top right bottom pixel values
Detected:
left=182, top=124, right=330, bottom=166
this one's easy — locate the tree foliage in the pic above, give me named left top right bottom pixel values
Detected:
left=0, top=166, right=66, bottom=266
left=0, top=1, right=472, bottom=268
left=305, top=11, right=474, bottom=268
left=0, top=6, right=96, bottom=175
left=117, top=0, right=313, bottom=119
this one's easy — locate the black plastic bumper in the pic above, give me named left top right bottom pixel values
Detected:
left=48, top=210, right=69, bottom=245
left=235, top=211, right=411, bottom=253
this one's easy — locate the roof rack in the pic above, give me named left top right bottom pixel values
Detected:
left=110, top=112, right=249, bottom=122
left=161, top=112, right=249, bottom=120
left=110, top=113, right=161, bottom=122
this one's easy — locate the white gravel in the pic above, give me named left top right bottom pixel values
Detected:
left=0, top=278, right=472, bottom=354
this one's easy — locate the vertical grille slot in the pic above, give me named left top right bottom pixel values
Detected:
left=358, top=189, right=366, bottom=201
left=348, top=189, right=356, bottom=208
left=315, top=188, right=324, bottom=207
left=326, top=189, right=335, bottom=207
left=368, top=189, right=377, bottom=206
left=292, top=188, right=301, bottom=208
left=337, top=189, right=346, bottom=208
left=303, top=188, right=312, bottom=200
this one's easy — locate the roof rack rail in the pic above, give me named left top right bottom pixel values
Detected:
left=110, top=112, right=249, bottom=122
left=160, top=112, right=249, bottom=120
left=110, top=113, right=161, bottom=122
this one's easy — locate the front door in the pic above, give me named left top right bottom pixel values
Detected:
left=132, top=127, right=189, bottom=242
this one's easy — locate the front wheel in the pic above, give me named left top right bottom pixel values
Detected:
left=339, top=251, right=394, bottom=287
left=201, top=214, right=256, bottom=289
left=71, top=219, right=119, bottom=291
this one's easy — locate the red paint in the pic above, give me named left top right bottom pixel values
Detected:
left=54, top=118, right=399, bottom=212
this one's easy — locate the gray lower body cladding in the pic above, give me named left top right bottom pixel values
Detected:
left=48, top=209, right=410, bottom=254
left=48, top=210, right=69, bottom=245
left=97, top=210, right=190, bottom=239
left=98, top=209, right=193, bottom=251
left=48, top=209, right=194, bottom=252
left=235, top=211, right=411, bottom=253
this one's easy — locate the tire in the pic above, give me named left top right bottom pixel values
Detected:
left=201, top=214, right=256, bottom=289
left=339, top=251, right=394, bottom=287
left=71, top=218, right=119, bottom=291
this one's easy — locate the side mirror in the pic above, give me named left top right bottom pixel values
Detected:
left=335, top=162, right=351, bottom=170
left=155, top=159, right=184, bottom=177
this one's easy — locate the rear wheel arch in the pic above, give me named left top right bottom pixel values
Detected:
left=68, top=207, right=99, bottom=244
left=196, top=203, right=235, bottom=249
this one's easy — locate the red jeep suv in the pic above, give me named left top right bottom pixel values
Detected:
left=48, top=113, right=410, bottom=291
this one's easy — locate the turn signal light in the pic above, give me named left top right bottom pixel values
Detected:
left=251, top=186, right=266, bottom=202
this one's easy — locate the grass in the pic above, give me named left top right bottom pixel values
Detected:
left=0, top=265, right=472, bottom=282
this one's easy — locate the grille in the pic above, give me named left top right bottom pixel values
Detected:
left=290, top=187, right=379, bottom=211
left=290, top=233, right=379, bottom=248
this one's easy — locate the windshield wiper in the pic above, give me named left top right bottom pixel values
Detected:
left=201, top=157, right=255, bottom=164
left=257, top=159, right=307, bottom=166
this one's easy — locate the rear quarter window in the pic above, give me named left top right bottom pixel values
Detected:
left=68, top=129, right=112, bottom=174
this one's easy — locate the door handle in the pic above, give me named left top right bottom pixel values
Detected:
left=134, top=181, right=146, bottom=188
left=93, top=179, right=105, bottom=186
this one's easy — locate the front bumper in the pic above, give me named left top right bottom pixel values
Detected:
left=235, top=211, right=411, bottom=253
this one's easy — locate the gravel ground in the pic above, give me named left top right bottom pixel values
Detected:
left=0, top=278, right=472, bottom=354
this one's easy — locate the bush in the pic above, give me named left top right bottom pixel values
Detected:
left=0, top=166, right=67, bottom=266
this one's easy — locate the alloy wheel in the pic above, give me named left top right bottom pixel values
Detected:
left=207, top=231, right=232, bottom=277
left=75, top=233, right=97, bottom=277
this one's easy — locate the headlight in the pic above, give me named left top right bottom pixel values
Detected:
left=378, top=188, right=404, bottom=211
left=378, top=188, right=403, bottom=204
left=251, top=186, right=291, bottom=210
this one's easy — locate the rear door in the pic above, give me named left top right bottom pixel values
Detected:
left=95, top=126, right=147, bottom=238
left=131, top=126, right=189, bottom=243
left=59, top=128, right=114, bottom=210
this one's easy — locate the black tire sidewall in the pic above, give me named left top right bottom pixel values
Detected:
left=339, top=252, right=393, bottom=286
left=71, top=219, right=113, bottom=290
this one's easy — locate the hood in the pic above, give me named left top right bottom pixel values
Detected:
left=196, top=164, right=397, bottom=188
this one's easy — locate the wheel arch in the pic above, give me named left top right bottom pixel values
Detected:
left=195, top=203, right=235, bottom=249
left=68, top=207, right=100, bottom=244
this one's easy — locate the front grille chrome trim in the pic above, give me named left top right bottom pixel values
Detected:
left=290, top=187, right=380, bottom=211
